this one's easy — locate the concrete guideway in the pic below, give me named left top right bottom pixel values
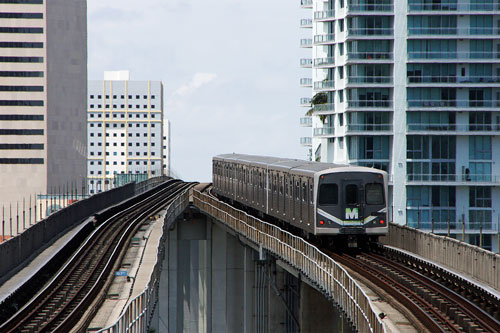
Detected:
left=193, top=189, right=385, bottom=333
left=87, top=211, right=166, bottom=331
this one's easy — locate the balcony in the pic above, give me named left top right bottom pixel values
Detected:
left=407, top=51, right=500, bottom=61
left=300, top=0, right=313, bottom=8
left=300, top=116, right=312, bottom=127
left=407, top=123, right=500, bottom=133
left=346, top=4, right=394, bottom=13
left=346, top=52, right=393, bottom=61
left=408, top=3, right=500, bottom=12
left=300, top=78, right=312, bottom=87
left=300, top=39, right=313, bottom=48
left=313, top=33, right=335, bottom=45
left=346, top=100, right=393, bottom=109
left=313, top=103, right=335, bottom=114
left=407, top=100, right=498, bottom=109
left=407, top=75, right=500, bottom=85
left=314, top=57, right=335, bottom=68
left=300, top=58, right=312, bottom=68
left=347, top=76, right=393, bottom=85
left=345, top=124, right=393, bottom=133
left=300, top=19, right=312, bottom=28
left=300, top=97, right=312, bottom=106
left=313, top=127, right=335, bottom=137
left=300, top=137, right=312, bottom=146
left=406, top=173, right=500, bottom=185
left=314, top=10, right=335, bottom=21
left=314, top=80, right=335, bottom=91
left=408, top=27, right=500, bottom=37
left=346, top=28, right=394, bottom=38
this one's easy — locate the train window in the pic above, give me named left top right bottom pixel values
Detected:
left=285, top=178, right=289, bottom=196
left=279, top=177, right=283, bottom=194
left=345, top=184, right=358, bottom=205
left=302, top=182, right=307, bottom=202
left=318, top=184, right=338, bottom=205
left=295, top=181, right=300, bottom=200
left=366, top=183, right=384, bottom=205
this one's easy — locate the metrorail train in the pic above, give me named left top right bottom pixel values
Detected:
left=212, top=153, right=388, bottom=247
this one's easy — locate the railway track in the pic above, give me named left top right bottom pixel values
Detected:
left=329, top=247, right=500, bottom=333
left=0, top=180, right=194, bottom=332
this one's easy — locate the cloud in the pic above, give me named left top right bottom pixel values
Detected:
left=173, top=72, right=217, bottom=97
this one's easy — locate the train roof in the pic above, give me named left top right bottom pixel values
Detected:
left=215, top=153, right=357, bottom=173
left=214, top=153, right=387, bottom=176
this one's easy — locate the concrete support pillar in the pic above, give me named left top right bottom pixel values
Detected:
left=226, top=234, right=245, bottom=331
left=211, top=221, right=227, bottom=333
left=300, top=280, right=350, bottom=333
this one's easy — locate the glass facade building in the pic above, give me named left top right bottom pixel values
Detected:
left=300, top=0, right=500, bottom=252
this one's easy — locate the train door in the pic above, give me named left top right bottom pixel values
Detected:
left=272, top=173, right=278, bottom=214
left=294, top=177, right=301, bottom=222
left=301, top=179, right=309, bottom=223
left=342, top=180, right=364, bottom=224
left=278, top=174, right=284, bottom=215
left=308, top=181, right=314, bottom=223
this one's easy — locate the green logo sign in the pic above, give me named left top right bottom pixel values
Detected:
left=345, top=208, right=359, bottom=220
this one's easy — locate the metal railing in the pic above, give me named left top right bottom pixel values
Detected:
left=408, top=75, right=500, bottom=84
left=300, top=137, right=312, bottom=146
left=408, top=27, right=500, bottom=36
left=346, top=52, right=393, bottom=60
left=300, top=58, right=312, bottom=67
left=193, top=190, right=385, bottom=333
left=347, top=4, right=394, bottom=12
left=300, top=97, right=312, bottom=106
left=406, top=174, right=500, bottom=183
left=347, top=76, right=392, bottom=84
left=314, top=57, right=335, bottom=67
left=300, top=39, right=313, bottom=47
left=380, top=222, right=500, bottom=292
left=300, top=19, right=312, bottom=27
left=347, top=100, right=393, bottom=108
left=314, top=80, right=335, bottom=90
left=313, top=103, right=335, bottom=113
left=300, top=78, right=313, bottom=86
left=347, top=28, right=394, bottom=36
left=407, top=123, right=500, bottom=132
left=408, top=51, right=500, bottom=60
left=314, top=9, right=335, bottom=20
left=408, top=2, right=500, bottom=11
left=407, top=100, right=498, bottom=108
left=96, top=188, right=191, bottom=332
left=300, top=116, right=312, bottom=126
left=313, top=127, right=335, bottom=137
left=346, top=124, right=393, bottom=132
left=314, top=33, right=335, bottom=44
left=300, top=0, right=313, bottom=7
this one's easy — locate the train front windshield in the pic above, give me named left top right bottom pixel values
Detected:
left=365, top=183, right=384, bottom=205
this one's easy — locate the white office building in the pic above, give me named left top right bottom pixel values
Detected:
left=0, top=0, right=87, bottom=212
left=300, top=0, right=500, bottom=252
left=87, top=71, right=166, bottom=194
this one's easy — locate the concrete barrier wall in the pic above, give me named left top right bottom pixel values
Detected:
left=380, top=223, right=500, bottom=292
left=0, top=177, right=168, bottom=282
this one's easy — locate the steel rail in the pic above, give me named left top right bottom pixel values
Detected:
left=0, top=180, right=190, bottom=332
left=365, top=251, right=500, bottom=332
left=328, top=251, right=459, bottom=332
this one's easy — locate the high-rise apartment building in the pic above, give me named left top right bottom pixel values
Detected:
left=87, top=71, right=165, bottom=194
left=301, top=0, right=500, bottom=252
left=0, top=1, right=87, bottom=210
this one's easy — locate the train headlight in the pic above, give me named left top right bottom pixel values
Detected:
left=320, top=220, right=325, bottom=225
left=380, top=219, right=385, bottom=225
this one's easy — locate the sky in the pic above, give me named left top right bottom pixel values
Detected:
left=88, top=0, right=310, bottom=182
